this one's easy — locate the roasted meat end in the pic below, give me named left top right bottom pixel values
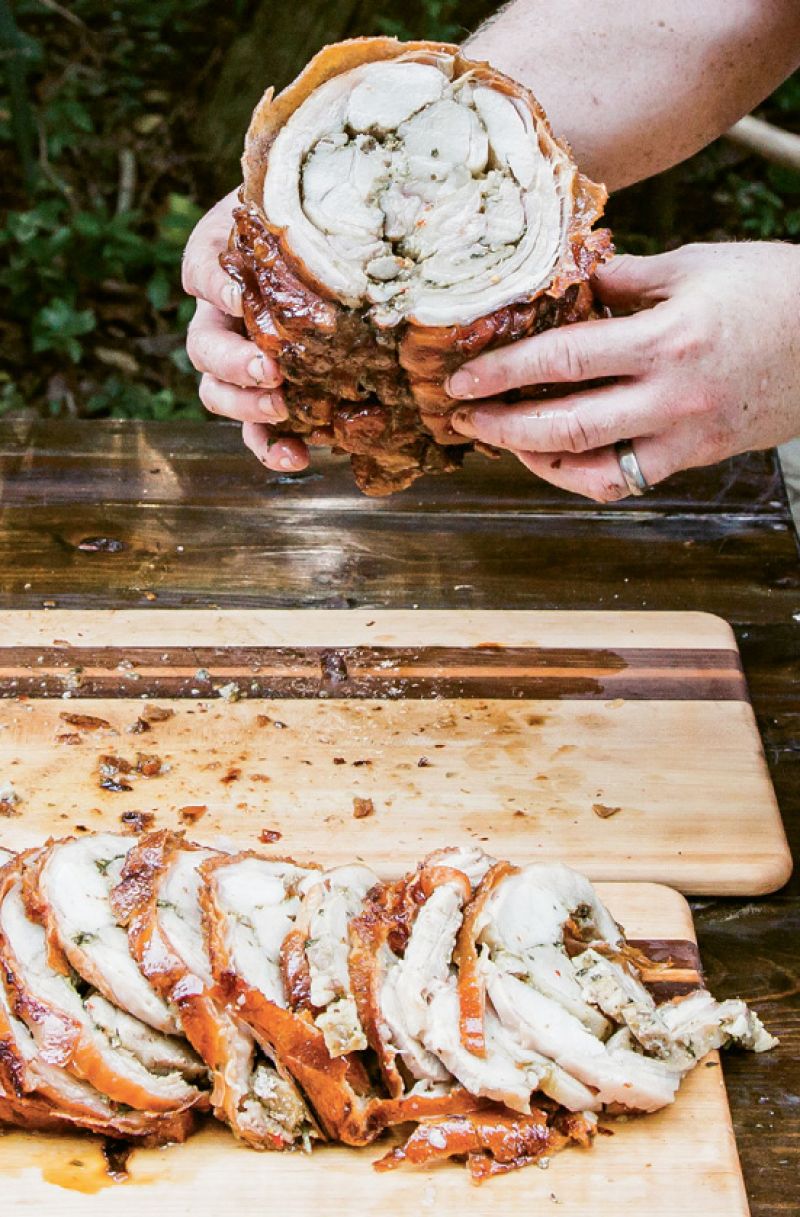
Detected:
left=225, top=37, right=612, bottom=495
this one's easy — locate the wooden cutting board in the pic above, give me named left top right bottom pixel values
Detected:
left=0, top=882, right=751, bottom=1216
left=0, top=609, right=789, bottom=894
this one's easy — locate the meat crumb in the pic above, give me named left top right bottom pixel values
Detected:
left=417, top=757, right=431, bottom=768
left=127, top=718, right=151, bottom=734
left=60, top=712, right=112, bottom=731
left=142, top=705, right=174, bottom=723
left=256, top=715, right=287, bottom=729
left=179, top=805, right=207, bottom=824
left=353, top=797, right=375, bottom=820
left=136, top=753, right=164, bottom=777
left=98, top=754, right=133, bottom=792
left=332, top=757, right=346, bottom=765
left=259, top=829, right=283, bottom=843
left=56, top=732, right=83, bottom=745
left=221, top=766, right=242, bottom=784
left=0, top=784, right=21, bottom=818
left=592, top=803, right=622, bottom=820
left=120, top=810, right=156, bottom=833
left=99, top=754, right=133, bottom=774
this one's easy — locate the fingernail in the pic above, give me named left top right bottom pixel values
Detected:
left=451, top=408, right=474, bottom=435
left=222, top=281, right=243, bottom=316
left=447, top=369, right=478, bottom=399
left=278, top=456, right=297, bottom=470
left=248, top=355, right=271, bottom=385
left=258, top=392, right=283, bottom=420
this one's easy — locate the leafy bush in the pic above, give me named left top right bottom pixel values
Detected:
left=0, top=0, right=249, bottom=420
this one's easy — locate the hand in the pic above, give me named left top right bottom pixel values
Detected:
left=448, top=242, right=800, bottom=501
left=182, top=190, right=309, bottom=472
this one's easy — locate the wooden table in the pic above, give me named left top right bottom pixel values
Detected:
left=1, top=418, right=798, bottom=1213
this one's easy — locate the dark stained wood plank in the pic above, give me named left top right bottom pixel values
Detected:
left=1, top=505, right=799, bottom=622
left=0, top=418, right=791, bottom=515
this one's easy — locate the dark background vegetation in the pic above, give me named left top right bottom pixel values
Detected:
left=1, top=0, right=798, bottom=422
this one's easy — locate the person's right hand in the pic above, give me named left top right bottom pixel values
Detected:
left=182, top=190, right=309, bottom=472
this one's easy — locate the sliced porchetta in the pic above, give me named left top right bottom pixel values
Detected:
left=486, top=966, right=680, bottom=1112
left=28, top=834, right=181, bottom=1035
left=348, top=848, right=494, bottom=1095
left=476, top=864, right=682, bottom=1111
left=110, top=831, right=311, bottom=1150
left=368, top=855, right=532, bottom=1111
left=224, top=37, right=612, bottom=495
left=571, top=957, right=776, bottom=1070
left=657, top=989, right=778, bottom=1058
left=0, top=852, right=204, bottom=1118
left=200, top=850, right=382, bottom=1145
left=0, top=951, right=195, bottom=1142
left=283, top=862, right=377, bottom=1057
left=476, top=865, right=617, bottom=1039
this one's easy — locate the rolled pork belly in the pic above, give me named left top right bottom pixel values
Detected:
left=224, top=37, right=612, bottom=495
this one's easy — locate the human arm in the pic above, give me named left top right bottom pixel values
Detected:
left=464, top=0, right=800, bottom=190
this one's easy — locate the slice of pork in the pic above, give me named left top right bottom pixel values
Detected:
left=112, top=832, right=309, bottom=1150
left=296, top=863, right=376, bottom=1056
left=0, top=857, right=203, bottom=1114
left=33, top=834, right=179, bottom=1034
left=487, top=967, right=681, bottom=1112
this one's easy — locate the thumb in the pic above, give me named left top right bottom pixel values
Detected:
left=593, top=250, right=684, bottom=310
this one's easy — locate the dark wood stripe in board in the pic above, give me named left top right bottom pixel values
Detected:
left=0, top=645, right=748, bottom=702
left=628, top=938, right=704, bottom=1001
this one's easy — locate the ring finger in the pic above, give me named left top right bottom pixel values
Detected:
left=514, top=428, right=697, bottom=502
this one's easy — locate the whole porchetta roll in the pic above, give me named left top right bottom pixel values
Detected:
left=223, top=37, right=613, bottom=495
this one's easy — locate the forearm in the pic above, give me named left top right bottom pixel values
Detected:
left=466, top=0, right=800, bottom=190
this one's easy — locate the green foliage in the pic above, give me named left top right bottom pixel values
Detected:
left=0, top=0, right=248, bottom=420
left=377, top=0, right=461, bottom=42
left=81, top=376, right=205, bottom=421
left=716, top=166, right=800, bottom=240
left=31, top=298, right=96, bottom=362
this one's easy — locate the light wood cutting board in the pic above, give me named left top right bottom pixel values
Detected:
left=0, top=883, right=751, bottom=1216
left=0, top=609, right=789, bottom=894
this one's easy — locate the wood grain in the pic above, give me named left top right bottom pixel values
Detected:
left=0, top=883, right=751, bottom=1217
left=0, top=610, right=789, bottom=894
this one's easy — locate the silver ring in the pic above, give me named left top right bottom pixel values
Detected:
left=615, top=440, right=648, bottom=496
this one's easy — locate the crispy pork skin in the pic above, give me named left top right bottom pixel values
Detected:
left=0, top=833, right=776, bottom=1180
left=0, top=853, right=204, bottom=1117
left=224, top=37, right=612, bottom=495
left=31, top=834, right=180, bottom=1034
left=111, top=831, right=309, bottom=1150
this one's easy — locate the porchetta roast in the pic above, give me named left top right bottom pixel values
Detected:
left=223, top=38, right=612, bottom=494
left=0, top=837, right=774, bottom=1181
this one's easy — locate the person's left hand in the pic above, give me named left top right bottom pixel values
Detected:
left=447, top=241, right=800, bottom=500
